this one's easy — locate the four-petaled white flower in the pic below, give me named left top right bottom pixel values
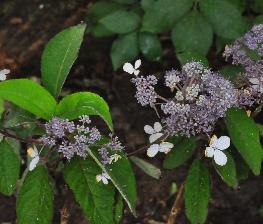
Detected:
left=109, top=153, right=121, bottom=164
left=27, top=145, right=40, bottom=171
left=205, top=135, right=230, bottom=166
left=123, top=59, right=141, bottom=76
left=249, top=77, right=263, bottom=93
left=0, top=69, right=10, bottom=81
left=147, top=142, right=174, bottom=157
left=144, top=122, right=163, bottom=143
left=96, top=172, right=110, bottom=185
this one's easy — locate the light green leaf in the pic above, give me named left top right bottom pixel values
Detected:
left=130, top=156, right=161, bottom=179
left=163, top=137, right=196, bottom=169
left=64, top=157, right=115, bottom=224
left=225, top=108, right=263, bottom=175
left=111, top=32, right=139, bottom=70
left=87, top=149, right=137, bottom=216
left=215, top=151, right=238, bottom=187
left=0, top=140, right=20, bottom=196
left=177, top=52, right=209, bottom=67
left=141, top=0, right=156, bottom=11
left=0, top=79, right=56, bottom=120
left=99, top=10, right=140, bottom=34
left=200, top=0, right=248, bottom=39
left=142, top=0, right=193, bottom=33
left=17, top=165, right=54, bottom=224
left=114, top=193, right=123, bottom=224
left=55, top=92, right=113, bottom=131
left=184, top=160, right=210, bottom=224
left=139, top=32, right=162, bottom=61
left=172, top=11, right=212, bottom=55
left=41, top=24, right=86, bottom=98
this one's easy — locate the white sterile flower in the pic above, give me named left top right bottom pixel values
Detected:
left=96, top=172, right=110, bottom=185
left=0, top=69, right=10, bottom=81
left=27, top=145, right=39, bottom=171
left=123, top=59, right=141, bottom=76
left=249, top=77, right=263, bottom=93
left=205, top=135, right=230, bottom=166
left=144, top=122, right=163, bottom=143
left=109, top=153, right=121, bottom=164
left=147, top=142, right=174, bottom=157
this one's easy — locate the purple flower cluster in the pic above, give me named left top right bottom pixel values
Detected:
left=129, top=61, right=238, bottom=137
left=223, top=24, right=263, bottom=106
left=41, top=116, right=123, bottom=162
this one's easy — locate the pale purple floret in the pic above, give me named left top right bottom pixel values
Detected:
left=131, top=75, right=158, bottom=106
left=45, top=117, right=75, bottom=138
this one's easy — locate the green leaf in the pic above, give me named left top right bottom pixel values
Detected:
left=112, top=0, right=136, bottom=4
left=163, top=137, right=196, bottom=169
left=17, top=165, right=54, bottom=224
left=0, top=79, right=56, bottom=120
left=142, top=0, right=193, bottom=33
left=219, top=65, right=244, bottom=82
left=99, top=10, right=140, bottom=34
left=0, top=140, right=20, bottom=196
left=139, top=32, right=162, bottom=61
left=141, top=0, right=156, bottom=11
left=200, top=0, right=248, bottom=39
left=130, top=156, right=161, bottom=179
left=90, top=24, right=115, bottom=37
left=214, top=152, right=238, bottom=187
left=172, top=11, right=213, bottom=55
left=64, top=157, right=115, bottom=224
left=225, top=108, right=263, bottom=175
left=114, top=193, right=123, bottom=224
left=89, top=1, right=123, bottom=20
left=234, top=152, right=250, bottom=181
left=177, top=52, right=209, bottom=67
left=250, top=0, right=263, bottom=14
left=87, top=149, right=137, bottom=216
left=111, top=32, right=139, bottom=70
left=184, top=160, right=210, bottom=224
left=55, top=92, right=113, bottom=131
left=41, top=24, right=86, bottom=98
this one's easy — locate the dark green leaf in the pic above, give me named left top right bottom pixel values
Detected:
left=87, top=149, right=137, bottom=215
left=225, top=108, right=263, bottom=175
left=234, top=152, right=250, bottom=181
left=64, top=157, right=115, bottom=224
left=250, top=0, right=263, bottom=14
left=219, top=65, right=244, bottom=82
left=130, top=156, right=161, bottom=179
left=163, top=137, right=196, bottom=169
left=17, top=165, right=54, bottom=224
left=0, top=140, right=20, bottom=196
left=184, top=160, right=210, bottom=224
left=89, top=1, right=123, bottom=20
left=177, top=52, right=209, bottom=67
left=90, top=24, right=115, bottom=37
left=139, top=32, right=162, bottom=61
left=0, top=79, right=56, bottom=120
left=172, top=11, right=212, bottom=55
left=56, top=92, right=113, bottom=131
left=111, top=32, right=139, bottom=70
left=112, top=0, right=136, bottom=4
left=99, top=10, right=140, bottom=34
left=215, top=151, right=238, bottom=187
left=200, top=0, right=248, bottom=39
left=41, top=24, right=86, bottom=98
left=142, top=0, right=193, bottom=33
left=141, top=0, right=156, bottom=11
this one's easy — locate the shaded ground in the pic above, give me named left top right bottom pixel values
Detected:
left=0, top=1, right=263, bottom=223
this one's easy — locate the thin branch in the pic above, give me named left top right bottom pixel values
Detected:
left=0, top=128, right=42, bottom=144
left=167, top=184, right=184, bottom=224
left=60, top=188, right=73, bottom=224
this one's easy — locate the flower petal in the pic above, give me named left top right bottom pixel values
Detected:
left=134, top=59, right=141, bottom=69
left=144, top=125, right=155, bottom=135
left=133, top=70, right=140, bottom=76
left=211, top=136, right=230, bottom=150
left=96, top=174, right=102, bottom=182
left=147, top=144, right=159, bottom=157
left=149, top=133, right=163, bottom=143
left=214, top=150, right=227, bottom=166
left=29, top=156, right=39, bottom=171
left=101, top=176, right=109, bottom=185
left=249, top=78, right=260, bottom=85
left=159, top=142, right=174, bottom=153
left=154, top=122, right=162, bottom=132
left=123, top=63, right=134, bottom=74
left=205, top=147, right=214, bottom=158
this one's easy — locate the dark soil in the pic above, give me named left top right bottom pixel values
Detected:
left=1, top=1, right=263, bottom=223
